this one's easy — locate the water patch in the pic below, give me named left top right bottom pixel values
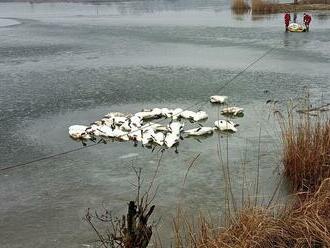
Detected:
left=0, top=18, right=20, bottom=27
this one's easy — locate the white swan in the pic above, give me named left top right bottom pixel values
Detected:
left=121, top=115, right=143, bottom=131
left=92, top=125, right=128, bottom=140
left=92, top=120, right=103, bottom=126
left=171, top=108, right=184, bottom=119
left=164, top=132, right=180, bottom=148
left=69, top=125, right=91, bottom=139
left=193, top=111, right=208, bottom=122
left=168, top=121, right=184, bottom=134
left=141, top=126, right=155, bottom=146
left=120, top=119, right=132, bottom=131
left=100, top=116, right=127, bottom=127
left=146, top=122, right=168, bottom=132
left=214, top=120, right=239, bottom=132
left=98, top=118, right=112, bottom=126
left=179, top=110, right=196, bottom=120
left=210, top=95, right=228, bottom=104
left=112, top=128, right=130, bottom=141
left=109, top=116, right=128, bottom=125
left=161, top=108, right=171, bottom=117
left=104, top=112, right=127, bottom=118
left=162, top=108, right=183, bottom=119
left=151, top=132, right=165, bottom=146
left=184, top=127, right=215, bottom=136
left=142, top=107, right=162, bottom=116
left=130, top=115, right=143, bottom=127
left=163, top=121, right=184, bottom=148
left=128, top=127, right=143, bottom=143
left=221, top=107, right=244, bottom=116
left=135, top=108, right=162, bottom=120
left=97, top=125, right=115, bottom=137
left=85, top=123, right=105, bottom=137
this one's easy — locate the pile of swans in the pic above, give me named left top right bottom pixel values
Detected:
left=69, top=95, right=244, bottom=150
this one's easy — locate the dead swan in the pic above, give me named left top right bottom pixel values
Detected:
left=141, top=126, right=155, bottom=147
left=221, top=107, right=244, bottom=116
left=164, top=133, right=180, bottom=148
left=179, top=110, right=196, bottom=120
left=164, top=121, right=184, bottom=148
left=135, top=108, right=162, bottom=120
left=184, top=126, right=215, bottom=136
left=93, top=125, right=129, bottom=141
left=214, top=120, right=239, bottom=132
left=121, top=115, right=143, bottom=131
left=210, top=95, right=228, bottom=104
left=151, top=132, right=165, bottom=146
left=193, top=111, right=208, bottom=122
left=167, top=121, right=184, bottom=134
left=69, top=125, right=91, bottom=139
left=104, top=112, right=127, bottom=118
left=178, top=110, right=208, bottom=122
left=162, top=108, right=183, bottom=120
left=146, top=122, right=168, bottom=132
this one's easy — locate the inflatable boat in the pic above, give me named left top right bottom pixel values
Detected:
left=288, top=23, right=307, bottom=32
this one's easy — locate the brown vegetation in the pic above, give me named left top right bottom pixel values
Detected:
left=173, top=177, right=330, bottom=247
left=231, top=0, right=250, bottom=14
left=85, top=166, right=159, bottom=248
left=85, top=200, right=155, bottom=248
left=300, top=0, right=330, bottom=4
left=172, top=109, right=330, bottom=248
left=231, top=0, right=330, bottom=14
left=273, top=2, right=330, bottom=12
left=251, top=0, right=279, bottom=14
left=280, top=115, right=330, bottom=194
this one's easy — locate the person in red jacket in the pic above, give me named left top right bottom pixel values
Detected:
left=284, top=13, right=291, bottom=31
left=303, top=13, right=312, bottom=31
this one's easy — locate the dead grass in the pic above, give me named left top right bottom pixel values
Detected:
left=172, top=178, right=330, bottom=248
left=280, top=114, right=330, bottom=194
left=299, top=0, right=330, bottom=4
left=231, top=0, right=250, bottom=14
left=251, top=0, right=279, bottom=14
left=170, top=105, right=330, bottom=248
left=231, top=0, right=330, bottom=14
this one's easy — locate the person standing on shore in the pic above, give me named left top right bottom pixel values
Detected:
left=303, top=13, right=312, bottom=31
left=284, top=13, right=291, bottom=32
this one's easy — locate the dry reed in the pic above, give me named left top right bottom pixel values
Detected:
left=231, top=0, right=330, bottom=15
left=280, top=113, right=330, bottom=194
left=251, top=0, right=279, bottom=14
left=300, top=0, right=330, bottom=4
left=231, top=0, right=250, bottom=14
left=172, top=178, right=330, bottom=247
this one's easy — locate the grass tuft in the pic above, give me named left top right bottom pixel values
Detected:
left=251, top=0, right=279, bottom=14
left=231, top=0, right=251, bottom=14
left=232, top=0, right=330, bottom=15
left=281, top=114, right=330, bottom=194
left=172, top=177, right=330, bottom=247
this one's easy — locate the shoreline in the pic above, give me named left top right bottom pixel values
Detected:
left=272, top=3, right=330, bottom=12
left=232, top=0, right=330, bottom=15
